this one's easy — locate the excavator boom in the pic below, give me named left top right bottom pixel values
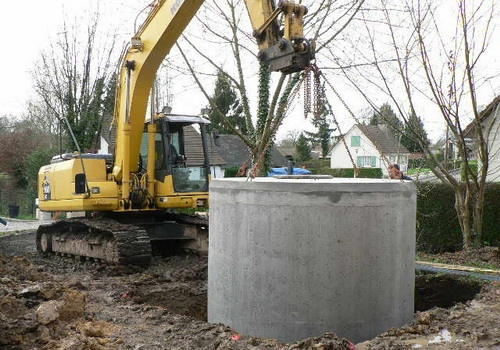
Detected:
left=113, top=0, right=314, bottom=190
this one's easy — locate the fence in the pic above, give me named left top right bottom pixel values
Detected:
left=0, top=188, right=37, bottom=219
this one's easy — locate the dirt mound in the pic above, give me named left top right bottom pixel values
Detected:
left=358, top=283, right=500, bottom=349
left=0, top=254, right=120, bottom=349
left=0, top=251, right=355, bottom=349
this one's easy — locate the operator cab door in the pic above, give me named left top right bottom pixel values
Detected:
left=140, top=117, right=210, bottom=193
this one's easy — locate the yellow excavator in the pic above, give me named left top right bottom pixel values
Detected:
left=36, top=0, right=314, bottom=265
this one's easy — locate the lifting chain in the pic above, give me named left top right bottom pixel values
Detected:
left=304, top=64, right=324, bottom=119
left=313, top=65, right=323, bottom=119
left=304, top=67, right=311, bottom=117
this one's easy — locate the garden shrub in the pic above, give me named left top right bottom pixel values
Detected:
left=301, top=159, right=330, bottom=169
left=313, top=168, right=383, bottom=179
left=482, top=183, right=500, bottom=246
left=224, top=166, right=240, bottom=178
left=408, top=158, right=427, bottom=169
left=415, top=182, right=500, bottom=252
left=461, top=160, right=478, bottom=181
left=416, top=183, right=462, bottom=252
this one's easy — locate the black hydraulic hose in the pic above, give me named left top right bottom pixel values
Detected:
left=61, top=117, right=91, bottom=197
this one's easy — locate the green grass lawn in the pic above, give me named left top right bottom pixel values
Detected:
left=408, top=167, right=431, bottom=175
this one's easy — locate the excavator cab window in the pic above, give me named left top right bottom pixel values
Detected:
left=165, top=121, right=209, bottom=193
left=139, top=130, right=164, bottom=174
left=140, top=119, right=210, bottom=192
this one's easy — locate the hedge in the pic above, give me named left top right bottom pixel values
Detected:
left=0, top=176, right=37, bottom=219
left=416, top=182, right=500, bottom=252
left=224, top=166, right=240, bottom=178
left=313, top=167, right=383, bottom=179
left=300, top=160, right=330, bottom=169
left=460, top=160, right=478, bottom=181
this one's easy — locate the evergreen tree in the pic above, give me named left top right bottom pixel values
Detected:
left=369, top=103, right=403, bottom=136
left=304, top=86, right=336, bottom=159
left=295, top=133, right=312, bottom=162
left=401, top=111, right=429, bottom=152
left=206, top=70, right=245, bottom=134
left=305, top=117, right=336, bottom=159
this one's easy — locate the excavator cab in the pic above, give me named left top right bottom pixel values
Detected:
left=139, top=114, right=211, bottom=209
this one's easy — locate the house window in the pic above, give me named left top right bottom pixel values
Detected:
left=356, top=156, right=377, bottom=167
left=351, top=135, right=361, bottom=147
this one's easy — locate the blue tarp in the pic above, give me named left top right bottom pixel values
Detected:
left=267, top=167, right=312, bottom=176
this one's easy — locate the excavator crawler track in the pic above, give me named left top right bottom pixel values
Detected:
left=36, top=219, right=151, bottom=266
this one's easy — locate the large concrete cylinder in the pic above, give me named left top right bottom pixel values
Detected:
left=208, top=178, right=416, bottom=343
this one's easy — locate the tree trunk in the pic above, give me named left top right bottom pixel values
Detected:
left=455, top=187, right=473, bottom=250
left=472, top=185, right=485, bottom=247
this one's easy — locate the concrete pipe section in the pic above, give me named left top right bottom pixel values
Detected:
left=208, top=177, right=416, bottom=343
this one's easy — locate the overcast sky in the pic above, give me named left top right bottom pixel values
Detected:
left=1, top=1, right=498, bottom=143
left=0, top=0, right=143, bottom=117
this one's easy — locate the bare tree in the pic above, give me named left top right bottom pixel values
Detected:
left=28, top=12, right=117, bottom=151
left=0, top=119, right=52, bottom=189
left=334, top=0, right=499, bottom=248
left=168, top=0, right=364, bottom=175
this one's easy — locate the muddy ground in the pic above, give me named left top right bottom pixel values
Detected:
left=418, top=247, right=500, bottom=270
left=1, top=230, right=499, bottom=350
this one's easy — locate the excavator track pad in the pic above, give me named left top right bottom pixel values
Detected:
left=36, top=219, right=152, bottom=266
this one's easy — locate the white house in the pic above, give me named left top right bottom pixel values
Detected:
left=330, top=124, right=410, bottom=177
left=484, top=99, right=500, bottom=182
left=464, top=96, right=500, bottom=182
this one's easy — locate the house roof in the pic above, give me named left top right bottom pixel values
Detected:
left=432, top=137, right=446, bottom=149
left=215, top=134, right=288, bottom=168
left=277, top=146, right=323, bottom=160
left=277, top=146, right=295, bottom=158
left=464, top=95, right=500, bottom=137
left=356, top=124, right=410, bottom=155
left=184, top=126, right=225, bottom=166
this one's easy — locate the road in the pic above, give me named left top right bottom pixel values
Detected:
left=0, top=217, right=51, bottom=234
left=412, top=169, right=462, bottom=182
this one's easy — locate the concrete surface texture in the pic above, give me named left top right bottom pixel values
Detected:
left=208, top=178, right=416, bottom=343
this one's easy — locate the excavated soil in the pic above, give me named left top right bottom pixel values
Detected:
left=418, top=246, right=500, bottom=270
left=1, top=230, right=500, bottom=350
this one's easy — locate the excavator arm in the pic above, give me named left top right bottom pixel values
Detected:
left=244, top=0, right=314, bottom=72
left=111, top=0, right=314, bottom=203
